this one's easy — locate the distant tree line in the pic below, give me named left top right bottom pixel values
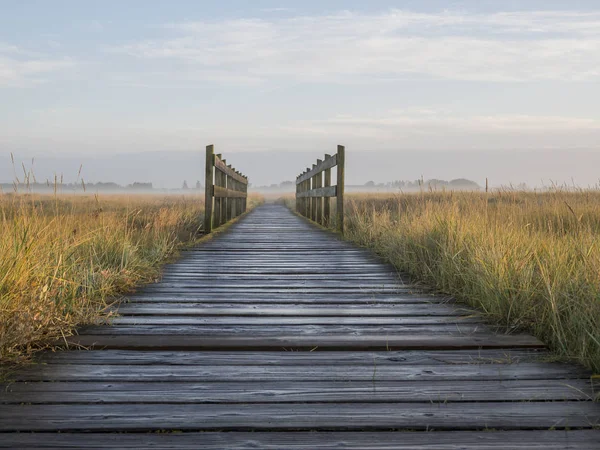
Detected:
left=0, top=180, right=204, bottom=193
left=253, top=178, right=481, bottom=192
left=362, top=178, right=481, bottom=190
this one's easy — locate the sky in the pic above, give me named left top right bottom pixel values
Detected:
left=1, top=1, right=600, bottom=187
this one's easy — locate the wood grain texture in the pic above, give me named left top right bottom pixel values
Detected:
left=3, top=431, right=599, bottom=450
left=0, top=402, right=598, bottom=431
left=212, top=185, right=248, bottom=198
left=297, top=153, right=337, bottom=184
left=214, top=155, right=248, bottom=184
left=297, top=185, right=337, bottom=198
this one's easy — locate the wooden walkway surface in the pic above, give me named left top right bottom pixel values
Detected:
left=0, top=204, right=598, bottom=448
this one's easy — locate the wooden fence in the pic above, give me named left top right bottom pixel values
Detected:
left=295, top=145, right=345, bottom=233
left=204, top=145, right=248, bottom=233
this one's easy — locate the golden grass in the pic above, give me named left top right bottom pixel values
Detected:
left=0, top=192, right=261, bottom=364
left=285, top=189, right=600, bottom=373
left=343, top=190, right=600, bottom=373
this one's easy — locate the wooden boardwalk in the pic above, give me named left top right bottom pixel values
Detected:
left=0, top=204, right=598, bottom=449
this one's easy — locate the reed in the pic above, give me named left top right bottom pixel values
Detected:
left=340, top=190, right=600, bottom=372
left=0, top=192, right=261, bottom=364
left=283, top=189, right=600, bottom=372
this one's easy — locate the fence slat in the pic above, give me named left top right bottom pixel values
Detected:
left=213, top=186, right=248, bottom=198
left=215, top=157, right=248, bottom=184
left=297, top=186, right=337, bottom=198
left=297, top=155, right=337, bottom=184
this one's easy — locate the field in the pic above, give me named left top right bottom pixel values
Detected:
left=336, top=190, right=600, bottom=373
left=0, top=192, right=260, bottom=364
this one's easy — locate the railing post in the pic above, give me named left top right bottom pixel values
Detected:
left=306, top=169, right=311, bottom=219
left=316, top=159, right=323, bottom=225
left=323, top=154, right=331, bottom=227
left=305, top=176, right=310, bottom=218
left=336, top=145, right=345, bottom=233
left=243, top=175, right=248, bottom=212
left=295, top=176, right=299, bottom=213
left=299, top=176, right=304, bottom=216
left=311, top=164, right=317, bottom=222
left=235, top=173, right=241, bottom=217
left=214, top=154, right=222, bottom=228
left=204, top=145, right=214, bottom=233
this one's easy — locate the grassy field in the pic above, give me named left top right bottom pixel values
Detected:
left=0, top=192, right=260, bottom=364
left=288, top=190, right=600, bottom=373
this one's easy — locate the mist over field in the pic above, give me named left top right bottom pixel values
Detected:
left=3, top=148, right=599, bottom=189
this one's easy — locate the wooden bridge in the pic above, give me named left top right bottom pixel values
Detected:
left=0, top=148, right=598, bottom=448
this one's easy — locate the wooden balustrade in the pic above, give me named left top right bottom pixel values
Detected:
left=295, top=145, right=345, bottom=233
left=204, top=145, right=248, bottom=233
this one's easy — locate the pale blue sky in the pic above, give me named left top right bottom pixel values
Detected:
left=1, top=1, right=600, bottom=186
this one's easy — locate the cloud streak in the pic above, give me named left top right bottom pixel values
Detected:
left=276, top=109, right=600, bottom=150
left=115, top=10, right=600, bottom=84
left=0, top=43, right=75, bottom=87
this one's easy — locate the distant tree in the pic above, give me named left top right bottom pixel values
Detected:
left=449, top=179, right=480, bottom=190
left=182, top=180, right=189, bottom=190
left=127, top=182, right=153, bottom=190
left=426, top=179, right=449, bottom=189
left=364, top=181, right=375, bottom=187
left=195, top=181, right=202, bottom=190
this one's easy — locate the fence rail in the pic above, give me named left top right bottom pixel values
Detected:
left=204, top=145, right=248, bottom=233
left=295, top=145, right=345, bottom=233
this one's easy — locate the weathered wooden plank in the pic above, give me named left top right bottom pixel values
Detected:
left=62, top=334, right=544, bottom=351
left=76, top=324, right=491, bottom=336
left=212, top=185, right=248, bottom=198
left=1, top=430, right=598, bottom=450
left=36, top=349, right=547, bottom=366
left=0, top=402, right=598, bottom=431
left=11, top=362, right=582, bottom=382
left=123, top=295, right=451, bottom=305
left=109, top=316, right=481, bottom=326
left=123, top=297, right=451, bottom=306
left=160, top=273, right=401, bottom=281
left=297, top=154, right=337, bottom=184
left=214, top=155, right=248, bottom=184
left=297, top=186, right=338, bottom=198
left=148, top=279, right=405, bottom=288
left=142, top=286, right=415, bottom=293
left=1, top=379, right=594, bottom=404
left=114, top=306, right=473, bottom=317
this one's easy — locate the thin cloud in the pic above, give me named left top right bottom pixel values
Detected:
left=0, top=43, right=75, bottom=87
left=115, top=10, right=600, bottom=84
left=279, top=110, right=600, bottom=145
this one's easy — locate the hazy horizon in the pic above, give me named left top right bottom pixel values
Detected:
left=3, top=148, right=599, bottom=189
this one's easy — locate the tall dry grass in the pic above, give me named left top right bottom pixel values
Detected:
left=340, top=190, right=600, bottom=372
left=0, top=192, right=261, bottom=364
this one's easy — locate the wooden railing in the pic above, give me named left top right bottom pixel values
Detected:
left=295, top=145, right=345, bottom=233
left=204, top=145, right=248, bottom=233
